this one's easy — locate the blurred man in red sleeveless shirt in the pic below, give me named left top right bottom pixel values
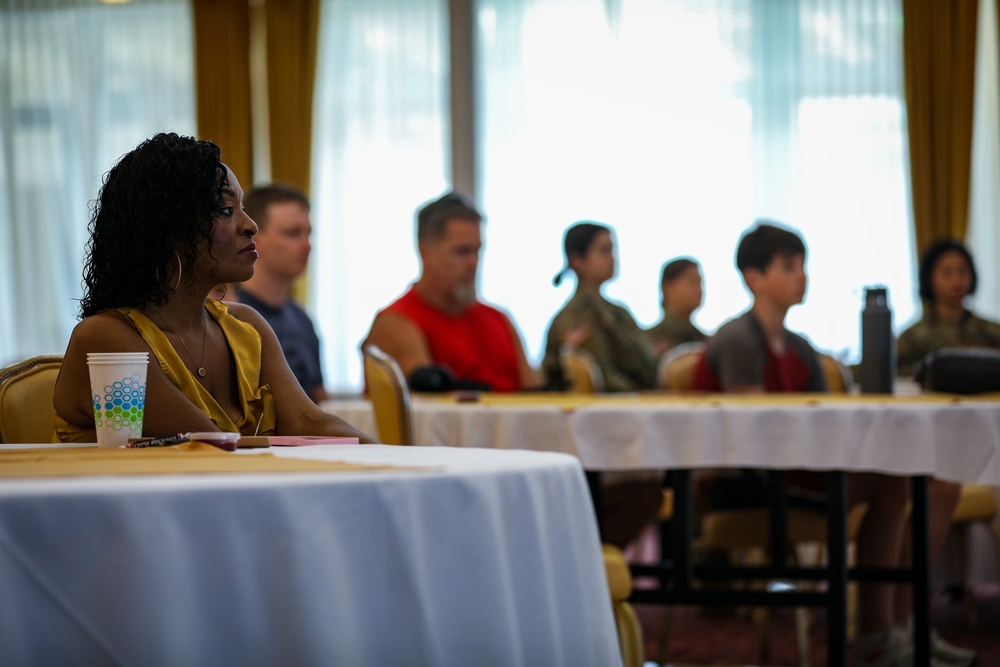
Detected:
left=362, top=192, right=538, bottom=392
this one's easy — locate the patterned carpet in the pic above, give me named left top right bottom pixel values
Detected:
left=634, top=584, right=1000, bottom=666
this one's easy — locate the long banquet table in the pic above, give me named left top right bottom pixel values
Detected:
left=0, top=444, right=620, bottom=667
left=325, top=393, right=1000, bottom=486
left=325, top=392, right=1000, bottom=666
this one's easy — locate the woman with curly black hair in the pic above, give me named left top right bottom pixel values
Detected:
left=53, top=133, right=374, bottom=443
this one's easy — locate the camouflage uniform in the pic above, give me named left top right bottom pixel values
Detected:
left=542, top=288, right=657, bottom=392
left=645, top=312, right=706, bottom=351
left=896, top=310, right=1000, bottom=376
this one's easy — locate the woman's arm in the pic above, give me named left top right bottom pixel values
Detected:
left=232, top=303, right=378, bottom=443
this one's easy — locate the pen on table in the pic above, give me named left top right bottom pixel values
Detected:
left=125, top=434, right=190, bottom=448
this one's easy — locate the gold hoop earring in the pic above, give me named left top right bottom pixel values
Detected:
left=173, top=250, right=183, bottom=291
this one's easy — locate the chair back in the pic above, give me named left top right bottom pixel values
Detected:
left=818, top=353, right=853, bottom=394
left=0, top=355, right=63, bottom=443
left=657, top=342, right=705, bottom=391
left=362, top=345, right=413, bottom=445
left=561, top=346, right=604, bottom=393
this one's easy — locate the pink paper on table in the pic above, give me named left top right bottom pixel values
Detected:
left=269, top=436, right=360, bottom=446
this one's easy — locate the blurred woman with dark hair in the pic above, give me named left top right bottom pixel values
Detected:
left=897, top=238, right=1000, bottom=376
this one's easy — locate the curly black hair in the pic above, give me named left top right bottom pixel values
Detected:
left=80, top=133, right=229, bottom=318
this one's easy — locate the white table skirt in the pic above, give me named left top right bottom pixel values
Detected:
left=324, top=396, right=1000, bottom=485
left=0, top=445, right=619, bottom=667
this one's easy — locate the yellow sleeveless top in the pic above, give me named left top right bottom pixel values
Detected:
left=55, top=299, right=277, bottom=442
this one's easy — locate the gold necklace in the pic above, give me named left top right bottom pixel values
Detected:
left=154, top=305, right=209, bottom=377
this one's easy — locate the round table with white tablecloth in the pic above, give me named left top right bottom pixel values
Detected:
left=0, top=444, right=619, bottom=667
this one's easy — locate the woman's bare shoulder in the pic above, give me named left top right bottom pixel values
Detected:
left=219, top=300, right=261, bottom=321
left=69, top=310, right=147, bottom=351
left=216, top=300, right=266, bottom=327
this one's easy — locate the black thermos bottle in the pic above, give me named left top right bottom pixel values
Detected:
left=860, top=286, right=895, bottom=394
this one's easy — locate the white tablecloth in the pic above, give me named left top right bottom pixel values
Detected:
left=325, top=396, right=1000, bottom=485
left=0, top=445, right=619, bottom=667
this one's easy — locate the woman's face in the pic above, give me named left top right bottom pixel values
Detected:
left=197, top=167, right=259, bottom=284
left=930, top=249, right=973, bottom=308
left=572, top=230, right=616, bottom=286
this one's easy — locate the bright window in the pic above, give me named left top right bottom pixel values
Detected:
left=0, top=0, right=195, bottom=363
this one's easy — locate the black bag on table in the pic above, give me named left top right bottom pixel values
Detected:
left=915, top=347, right=1000, bottom=394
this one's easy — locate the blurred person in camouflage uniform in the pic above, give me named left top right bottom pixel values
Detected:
left=542, top=222, right=657, bottom=392
left=645, top=257, right=707, bottom=357
left=897, top=239, right=1000, bottom=376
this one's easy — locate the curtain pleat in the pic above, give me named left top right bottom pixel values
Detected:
left=903, top=0, right=979, bottom=254
left=193, top=0, right=254, bottom=186
left=265, top=0, right=320, bottom=195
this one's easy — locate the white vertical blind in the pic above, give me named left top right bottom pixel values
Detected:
left=0, top=0, right=195, bottom=364
left=311, top=0, right=450, bottom=390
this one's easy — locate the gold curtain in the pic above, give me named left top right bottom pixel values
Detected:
left=903, top=0, right=979, bottom=256
left=263, top=0, right=320, bottom=302
left=265, top=0, right=321, bottom=195
left=194, top=1, right=318, bottom=301
left=193, top=0, right=254, bottom=187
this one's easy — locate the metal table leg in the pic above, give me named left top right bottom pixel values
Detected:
left=827, top=471, right=847, bottom=667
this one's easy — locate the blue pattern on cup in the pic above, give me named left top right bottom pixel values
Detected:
left=92, top=372, right=146, bottom=436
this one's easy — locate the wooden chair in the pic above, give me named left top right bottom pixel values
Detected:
left=603, top=544, right=644, bottom=667
left=0, top=355, right=63, bottom=444
left=818, top=352, right=854, bottom=393
left=657, top=342, right=704, bottom=391
left=361, top=345, right=413, bottom=445
left=561, top=346, right=604, bottom=393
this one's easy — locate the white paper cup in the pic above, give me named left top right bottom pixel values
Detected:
left=87, top=352, right=149, bottom=448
